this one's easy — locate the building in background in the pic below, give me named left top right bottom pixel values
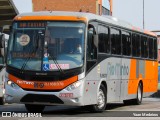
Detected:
left=32, top=0, right=112, bottom=15
left=0, top=0, right=18, bottom=34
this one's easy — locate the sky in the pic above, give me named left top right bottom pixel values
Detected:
left=13, top=0, right=160, bottom=32
left=113, top=0, right=160, bottom=32
left=13, top=0, right=32, bottom=13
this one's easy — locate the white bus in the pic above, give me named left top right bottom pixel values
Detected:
left=5, top=11, right=158, bottom=112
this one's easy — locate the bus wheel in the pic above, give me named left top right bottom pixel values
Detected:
left=133, top=83, right=143, bottom=105
left=25, top=104, right=45, bottom=113
left=89, top=84, right=107, bottom=112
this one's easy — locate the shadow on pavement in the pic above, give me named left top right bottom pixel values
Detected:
left=42, top=103, right=126, bottom=117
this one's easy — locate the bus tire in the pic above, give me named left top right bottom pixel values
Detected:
left=25, top=104, right=45, bottom=113
left=133, top=82, right=143, bottom=105
left=88, top=84, right=107, bottom=112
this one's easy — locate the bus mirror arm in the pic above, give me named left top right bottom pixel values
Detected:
left=93, top=35, right=98, bottom=48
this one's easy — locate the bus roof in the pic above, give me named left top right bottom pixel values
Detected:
left=14, top=11, right=156, bottom=37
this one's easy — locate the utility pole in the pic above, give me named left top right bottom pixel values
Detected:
left=143, top=0, right=145, bottom=29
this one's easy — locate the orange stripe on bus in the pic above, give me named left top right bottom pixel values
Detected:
left=144, top=61, right=158, bottom=92
left=144, top=30, right=157, bottom=36
left=8, top=74, right=78, bottom=90
left=132, top=27, right=157, bottom=37
left=128, top=59, right=158, bottom=94
left=128, top=59, right=138, bottom=94
left=14, top=16, right=87, bottom=22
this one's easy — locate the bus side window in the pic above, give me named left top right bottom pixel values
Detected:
left=110, top=28, right=121, bottom=55
left=141, top=36, right=148, bottom=58
left=87, top=27, right=97, bottom=60
left=98, top=25, right=110, bottom=53
left=132, top=34, right=141, bottom=57
left=145, top=37, right=149, bottom=58
left=122, top=31, right=131, bottom=56
left=148, top=38, right=154, bottom=59
left=86, top=25, right=97, bottom=71
left=154, top=38, right=158, bottom=60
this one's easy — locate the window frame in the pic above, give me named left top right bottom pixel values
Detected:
left=122, top=30, right=132, bottom=56
left=110, top=27, right=121, bottom=55
left=90, top=20, right=157, bottom=61
left=148, top=37, right=154, bottom=59
left=141, top=35, right=149, bottom=59
left=153, top=38, right=158, bottom=60
left=98, top=24, right=110, bottom=54
left=132, top=33, right=141, bottom=58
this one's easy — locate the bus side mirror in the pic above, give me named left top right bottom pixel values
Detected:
left=0, top=34, right=5, bottom=48
left=0, top=34, right=5, bottom=57
left=93, top=35, right=98, bottom=48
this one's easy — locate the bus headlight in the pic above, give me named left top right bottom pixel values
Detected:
left=65, top=80, right=82, bottom=91
left=7, top=80, right=19, bottom=89
left=7, top=80, right=12, bottom=85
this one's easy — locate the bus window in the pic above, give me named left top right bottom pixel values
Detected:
left=87, top=24, right=97, bottom=60
left=86, top=24, right=97, bottom=71
left=145, top=37, right=149, bottom=58
left=98, top=25, right=110, bottom=53
left=154, top=38, right=158, bottom=60
left=110, top=28, right=121, bottom=55
left=148, top=38, right=154, bottom=59
left=132, top=34, right=140, bottom=57
left=122, top=31, right=131, bottom=56
left=141, top=36, right=148, bottom=58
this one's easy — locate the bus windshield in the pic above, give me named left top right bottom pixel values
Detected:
left=7, top=21, right=85, bottom=71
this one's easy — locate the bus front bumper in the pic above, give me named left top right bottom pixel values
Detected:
left=4, top=80, right=84, bottom=106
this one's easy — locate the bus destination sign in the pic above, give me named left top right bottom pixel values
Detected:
left=17, top=22, right=46, bottom=28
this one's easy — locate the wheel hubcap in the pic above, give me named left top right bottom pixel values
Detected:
left=138, top=85, right=142, bottom=101
left=97, top=89, right=105, bottom=109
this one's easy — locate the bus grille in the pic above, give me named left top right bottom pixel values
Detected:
left=20, top=94, right=64, bottom=104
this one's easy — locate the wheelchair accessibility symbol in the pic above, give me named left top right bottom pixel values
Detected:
left=43, top=64, right=49, bottom=71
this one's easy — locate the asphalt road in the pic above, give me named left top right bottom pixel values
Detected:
left=0, top=97, right=160, bottom=120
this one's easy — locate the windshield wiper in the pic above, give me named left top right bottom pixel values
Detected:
left=20, top=47, right=38, bottom=73
left=48, top=51, right=65, bottom=75
left=20, top=35, right=40, bottom=73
